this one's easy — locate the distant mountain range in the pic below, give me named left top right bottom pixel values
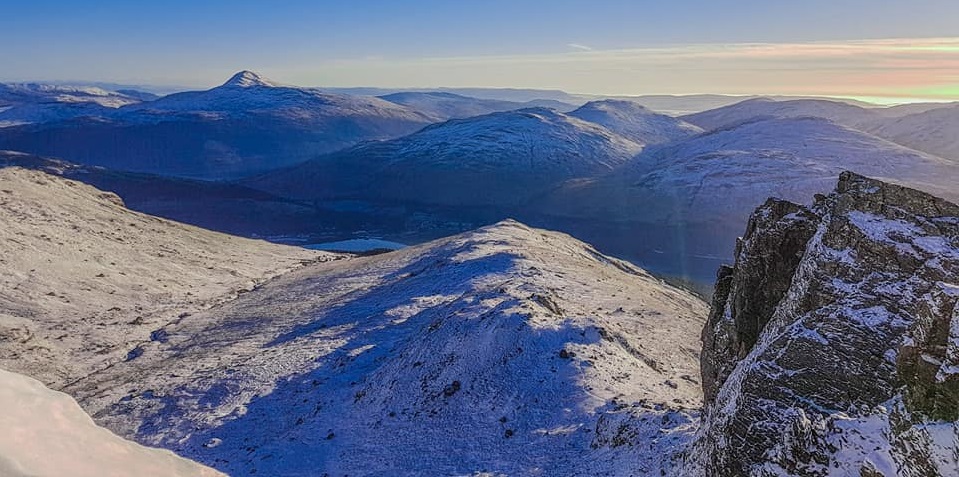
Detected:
left=683, top=97, right=959, bottom=162
left=378, top=91, right=575, bottom=120
left=3, top=72, right=959, bottom=289
left=0, top=71, right=433, bottom=179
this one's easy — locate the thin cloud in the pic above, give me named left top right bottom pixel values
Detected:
left=567, top=43, right=593, bottom=52
left=286, top=37, right=959, bottom=102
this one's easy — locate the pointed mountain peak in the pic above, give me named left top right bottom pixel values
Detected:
left=222, top=70, right=276, bottom=88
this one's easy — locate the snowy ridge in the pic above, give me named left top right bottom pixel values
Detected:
left=0, top=368, right=223, bottom=477
left=0, top=82, right=145, bottom=127
left=0, top=167, right=330, bottom=387
left=67, top=220, right=707, bottom=476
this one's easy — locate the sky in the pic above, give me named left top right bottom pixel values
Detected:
left=2, top=1, right=958, bottom=102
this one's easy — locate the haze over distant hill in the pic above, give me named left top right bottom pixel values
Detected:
left=568, top=100, right=703, bottom=144
left=863, top=104, right=959, bottom=162
left=379, top=91, right=575, bottom=120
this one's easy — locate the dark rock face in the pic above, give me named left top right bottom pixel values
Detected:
left=700, top=198, right=819, bottom=402
left=690, top=172, right=959, bottom=476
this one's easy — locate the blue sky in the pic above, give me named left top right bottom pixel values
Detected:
left=2, top=1, right=958, bottom=100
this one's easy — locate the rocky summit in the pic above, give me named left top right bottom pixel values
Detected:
left=689, top=172, right=959, bottom=476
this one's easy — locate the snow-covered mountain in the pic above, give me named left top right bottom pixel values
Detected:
left=683, top=98, right=959, bottom=163
left=0, top=170, right=708, bottom=475
left=0, top=82, right=145, bottom=127
left=0, top=368, right=223, bottom=477
left=682, top=98, right=879, bottom=131
left=0, top=83, right=144, bottom=108
left=379, top=91, right=574, bottom=120
left=121, top=71, right=429, bottom=123
left=863, top=104, right=959, bottom=162
left=65, top=219, right=707, bottom=476
left=0, top=166, right=330, bottom=387
left=248, top=107, right=643, bottom=207
left=569, top=99, right=703, bottom=145
left=0, top=71, right=435, bottom=179
left=533, top=117, right=959, bottom=283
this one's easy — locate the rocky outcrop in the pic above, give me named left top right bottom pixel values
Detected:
left=689, top=172, right=959, bottom=476
left=701, top=198, right=819, bottom=402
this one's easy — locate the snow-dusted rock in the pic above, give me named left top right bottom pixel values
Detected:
left=0, top=368, right=224, bottom=477
left=0, top=167, right=332, bottom=387
left=569, top=99, right=703, bottom=145
left=68, top=220, right=706, bottom=476
left=687, top=172, right=959, bottom=476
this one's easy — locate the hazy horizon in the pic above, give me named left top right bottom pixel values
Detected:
left=3, top=1, right=958, bottom=103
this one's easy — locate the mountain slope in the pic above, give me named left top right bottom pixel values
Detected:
left=687, top=173, right=959, bottom=476
left=0, top=167, right=333, bottom=387
left=0, top=150, right=362, bottom=240
left=379, top=91, right=574, bottom=120
left=248, top=108, right=643, bottom=207
left=569, top=100, right=703, bottom=145
left=864, top=105, right=959, bottom=162
left=0, top=368, right=224, bottom=477
left=0, top=71, right=434, bottom=179
left=68, top=220, right=707, bottom=477
left=533, top=117, right=959, bottom=284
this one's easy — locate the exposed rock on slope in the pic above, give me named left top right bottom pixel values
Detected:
left=68, top=220, right=707, bottom=476
left=0, top=368, right=224, bottom=477
left=0, top=167, right=332, bottom=387
left=248, top=107, right=643, bottom=207
left=689, top=172, right=959, bottom=476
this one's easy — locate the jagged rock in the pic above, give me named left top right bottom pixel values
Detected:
left=688, top=172, right=959, bottom=476
left=701, top=199, right=819, bottom=401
